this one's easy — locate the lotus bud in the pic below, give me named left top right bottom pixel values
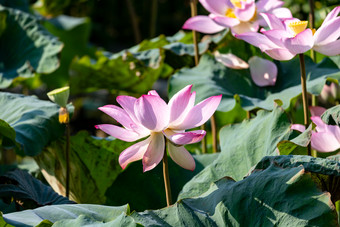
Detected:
left=320, top=82, right=340, bottom=104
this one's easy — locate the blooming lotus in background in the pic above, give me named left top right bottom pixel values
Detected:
left=214, top=52, right=277, bottom=86
left=182, top=0, right=292, bottom=35
left=236, top=6, right=340, bottom=60
left=289, top=107, right=340, bottom=153
left=96, top=85, right=222, bottom=172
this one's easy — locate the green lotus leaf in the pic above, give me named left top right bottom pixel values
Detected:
left=0, top=92, right=72, bottom=156
left=178, top=106, right=292, bottom=199
left=0, top=6, right=63, bottom=88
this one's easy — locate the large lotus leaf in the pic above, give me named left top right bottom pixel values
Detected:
left=0, top=169, right=74, bottom=214
left=3, top=162, right=339, bottom=226
left=0, top=92, right=72, bottom=156
left=178, top=106, right=292, bottom=199
left=34, top=131, right=129, bottom=204
left=69, top=49, right=168, bottom=95
left=40, top=15, right=95, bottom=88
left=105, top=152, right=219, bottom=211
left=0, top=6, right=63, bottom=88
left=3, top=204, right=130, bottom=227
left=254, top=155, right=340, bottom=203
left=169, top=54, right=340, bottom=112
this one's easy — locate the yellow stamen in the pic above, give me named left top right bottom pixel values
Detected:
left=288, top=21, right=308, bottom=36
left=225, top=8, right=236, bottom=18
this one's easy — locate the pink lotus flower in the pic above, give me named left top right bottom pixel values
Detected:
left=95, top=85, right=222, bottom=172
left=182, top=0, right=291, bottom=35
left=235, top=6, right=340, bottom=60
left=214, top=52, right=277, bottom=87
left=290, top=108, right=340, bottom=153
left=310, top=116, right=340, bottom=152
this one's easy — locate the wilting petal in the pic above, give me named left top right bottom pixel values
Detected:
left=291, top=124, right=306, bottom=133
left=309, top=106, right=326, bottom=117
left=260, top=13, right=285, bottom=30
left=321, top=6, right=340, bottom=26
left=119, top=137, right=151, bottom=169
left=174, top=95, right=222, bottom=130
left=313, top=39, right=340, bottom=56
left=142, top=133, right=165, bottom=172
left=264, top=48, right=295, bottom=61
left=148, top=90, right=160, bottom=97
left=256, top=0, right=284, bottom=12
left=168, top=85, right=196, bottom=127
left=235, top=32, right=277, bottom=51
left=215, top=52, right=249, bottom=69
left=168, top=130, right=206, bottom=145
left=135, top=95, right=169, bottom=132
left=95, top=124, right=147, bottom=142
left=235, top=1, right=256, bottom=22
left=199, top=0, right=228, bottom=16
left=212, top=16, right=240, bottom=28
left=249, top=56, right=277, bottom=87
left=168, top=143, right=195, bottom=171
left=311, top=131, right=340, bottom=152
left=231, top=22, right=259, bottom=35
left=182, top=16, right=225, bottom=34
left=283, top=29, right=314, bottom=55
left=311, top=116, right=327, bottom=132
left=269, top=7, right=293, bottom=19
left=314, top=17, right=340, bottom=45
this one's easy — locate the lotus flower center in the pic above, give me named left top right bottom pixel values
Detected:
left=288, top=21, right=308, bottom=36
left=230, top=0, right=245, bottom=9
left=225, top=8, right=236, bottom=18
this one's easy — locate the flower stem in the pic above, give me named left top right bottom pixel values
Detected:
left=189, top=0, right=208, bottom=154
left=149, top=0, right=158, bottom=38
left=65, top=122, right=70, bottom=198
left=190, top=0, right=199, bottom=65
left=246, top=111, right=251, bottom=119
left=298, top=54, right=311, bottom=156
left=126, top=0, right=142, bottom=43
left=163, top=142, right=172, bottom=206
left=211, top=114, right=218, bottom=153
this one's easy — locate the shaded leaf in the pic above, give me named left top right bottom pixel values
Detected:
left=254, top=155, right=340, bottom=203
left=105, top=153, right=218, bottom=211
left=69, top=49, right=168, bottom=95
left=0, top=169, right=74, bottom=214
left=0, top=92, right=72, bottom=156
left=41, top=15, right=95, bottom=88
left=35, top=131, right=128, bottom=204
left=0, top=6, right=63, bottom=88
